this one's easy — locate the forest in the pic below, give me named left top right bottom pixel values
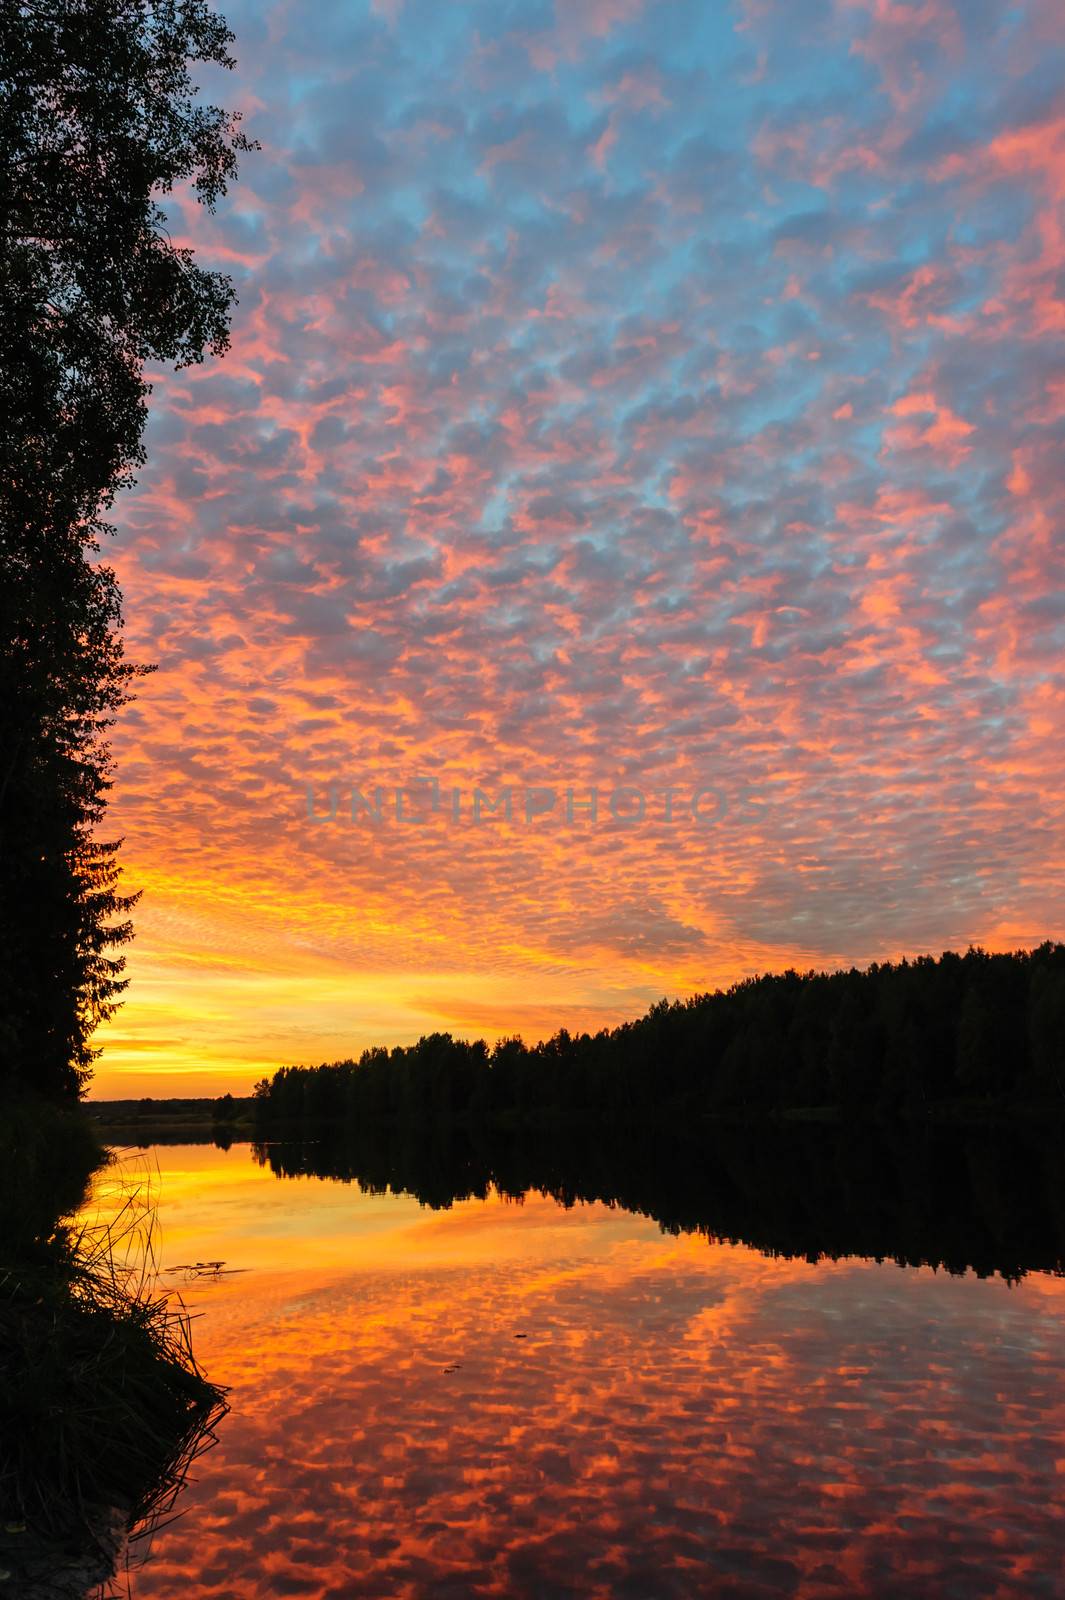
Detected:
left=255, top=943, right=1065, bottom=1126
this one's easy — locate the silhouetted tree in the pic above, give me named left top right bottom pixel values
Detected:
left=212, top=1092, right=236, bottom=1124
left=1027, top=948, right=1065, bottom=1100
left=0, top=0, right=252, bottom=1095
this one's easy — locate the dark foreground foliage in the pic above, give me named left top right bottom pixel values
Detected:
left=0, top=1, right=251, bottom=1096
left=0, top=1101, right=226, bottom=1594
left=254, top=1116, right=1065, bottom=1284
left=0, top=1097, right=103, bottom=1255
left=257, top=943, right=1065, bottom=1127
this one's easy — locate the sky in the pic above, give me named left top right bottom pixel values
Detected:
left=94, top=0, right=1065, bottom=1096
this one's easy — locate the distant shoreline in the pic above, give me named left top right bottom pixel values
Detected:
left=83, top=1095, right=1065, bottom=1138
left=84, top=1097, right=257, bottom=1137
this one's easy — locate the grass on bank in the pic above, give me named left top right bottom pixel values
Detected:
left=0, top=1102, right=227, bottom=1584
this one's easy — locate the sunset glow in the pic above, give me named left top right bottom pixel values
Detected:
left=95, top=0, right=1065, bottom=1094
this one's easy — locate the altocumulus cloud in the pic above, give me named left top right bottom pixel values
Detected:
left=100, top=0, right=1065, bottom=1084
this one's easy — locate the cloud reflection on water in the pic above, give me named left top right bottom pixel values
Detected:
left=110, top=1144, right=1065, bottom=1599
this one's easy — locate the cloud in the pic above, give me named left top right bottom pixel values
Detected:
left=94, top=0, right=1065, bottom=1092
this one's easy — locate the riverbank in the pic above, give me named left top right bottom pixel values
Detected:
left=0, top=1099, right=227, bottom=1593
left=84, top=1095, right=256, bottom=1139
left=84, top=1091, right=1065, bottom=1144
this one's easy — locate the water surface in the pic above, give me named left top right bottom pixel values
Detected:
left=93, top=1137, right=1065, bottom=1599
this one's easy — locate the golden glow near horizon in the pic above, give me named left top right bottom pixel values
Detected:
left=93, top=0, right=1065, bottom=1095
left=92, top=837, right=1054, bottom=1096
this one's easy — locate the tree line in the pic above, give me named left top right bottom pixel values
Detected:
left=255, top=944, right=1065, bottom=1125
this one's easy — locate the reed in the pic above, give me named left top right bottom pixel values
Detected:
left=0, top=1117, right=227, bottom=1590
